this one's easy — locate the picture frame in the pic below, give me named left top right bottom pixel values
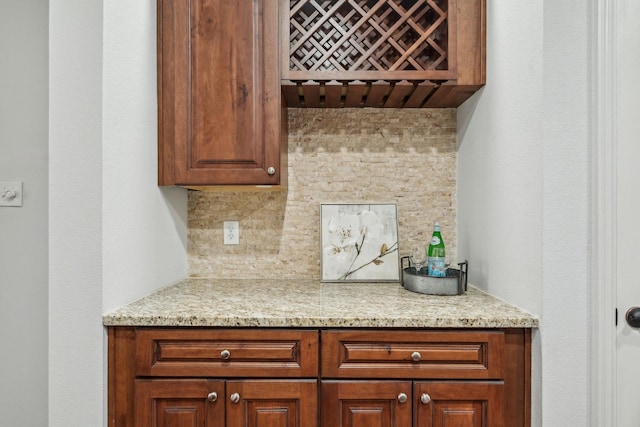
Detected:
left=321, top=203, right=400, bottom=282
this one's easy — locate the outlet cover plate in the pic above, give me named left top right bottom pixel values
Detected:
left=223, top=221, right=239, bottom=245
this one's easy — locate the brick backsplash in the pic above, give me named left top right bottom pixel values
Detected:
left=188, top=108, right=457, bottom=279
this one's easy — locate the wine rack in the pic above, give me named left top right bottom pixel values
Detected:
left=287, top=0, right=454, bottom=77
left=280, top=0, right=485, bottom=108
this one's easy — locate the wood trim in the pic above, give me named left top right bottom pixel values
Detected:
left=501, top=329, right=530, bottom=427
left=107, top=328, right=115, bottom=427
left=107, top=327, right=137, bottom=427
left=455, top=0, right=485, bottom=85
left=524, top=329, right=532, bottom=427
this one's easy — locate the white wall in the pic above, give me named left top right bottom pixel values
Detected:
left=102, top=0, right=188, bottom=313
left=49, top=0, right=105, bottom=424
left=49, top=1, right=187, bottom=425
left=0, top=1, right=49, bottom=425
left=458, top=0, right=591, bottom=426
left=457, top=0, right=544, bottom=313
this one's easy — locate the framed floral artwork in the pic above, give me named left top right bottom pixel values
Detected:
left=321, top=203, right=400, bottom=282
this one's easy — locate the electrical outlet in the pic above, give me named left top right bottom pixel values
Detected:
left=223, top=221, right=239, bottom=245
left=0, top=181, right=22, bottom=207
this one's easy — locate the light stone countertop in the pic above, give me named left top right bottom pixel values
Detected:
left=102, top=279, right=538, bottom=329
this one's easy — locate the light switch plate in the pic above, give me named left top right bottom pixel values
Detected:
left=223, top=221, right=239, bottom=245
left=0, top=181, right=22, bottom=207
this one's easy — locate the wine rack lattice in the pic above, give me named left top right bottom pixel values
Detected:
left=288, top=0, right=450, bottom=73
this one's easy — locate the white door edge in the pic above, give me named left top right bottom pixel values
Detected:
left=591, top=0, right=617, bottom=425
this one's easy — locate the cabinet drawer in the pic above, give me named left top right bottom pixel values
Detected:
left=321, top=330, right=504, bottom=379
left=135, top=329, right=319, bottom=377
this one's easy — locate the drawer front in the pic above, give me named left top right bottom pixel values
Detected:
left=135, top=329, right=319, bottom=377
left=321, top=330, right=504, bottom=379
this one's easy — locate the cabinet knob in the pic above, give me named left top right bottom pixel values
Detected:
left=207, top=392, right=218, bottom=402
left=220, top=349, right=231, bottom=360
left=397, top=393, right=408, bottom=403
left=230, top=392, right=240, bottom=403
left=267, top=166, right=276, bottom=175
left=411, top=351, right=421, bottom=362
left=420, top=393, right=431, bottom=404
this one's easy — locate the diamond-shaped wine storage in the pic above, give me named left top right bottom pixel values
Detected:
left=289, top=0, right=451, bottom=74
left=280, top=0, right=486, bottom=108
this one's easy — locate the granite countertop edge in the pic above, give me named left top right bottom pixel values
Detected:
left=103, top=279, right=539, bottom=329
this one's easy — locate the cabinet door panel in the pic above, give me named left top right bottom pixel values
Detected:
left=158, top=0, right=284, bottom=186
left=226, top=380, right=317, bottom=427
left=414, top=381, right=504, bottom=427
left=135, top=379, right=224, bottom=427
left=321, top=380, right=412, bottom=427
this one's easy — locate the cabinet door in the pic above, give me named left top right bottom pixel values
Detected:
left=158, top=0, right=285, bottom=187
left=135, top=379, right=225, bottom=427
left=226, top=380, right=317, bottom=427
left=414, top=381, right=504, bottom=427
left=321, top=380, right=412, bottom=427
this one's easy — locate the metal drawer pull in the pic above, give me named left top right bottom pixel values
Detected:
left=207, top=392, right=218, bottom=402
left=220, top=349, right=231, bottom=360
left=230, top=392, right=240, bottom=403
left=411, top=351, right=421, bottom=362
left=421, top=393, right=431, bottom=404
left=397, top=393, right=408, bottom=403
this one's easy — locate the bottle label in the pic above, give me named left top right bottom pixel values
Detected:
left=430, top=236, right=441, bottom=246
left=428, top=257, right=446, bottom=277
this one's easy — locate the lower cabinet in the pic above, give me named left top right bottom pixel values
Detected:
left=135, top=379, right=317, bottom=427
left=321, top=380, right=504, bottom=427
left=107, top=327, right=530, bottom=427
left=135, top=380, right=224, bottom=427
left=415, top=381, right=504, bottom=427
left=321, top=380, right=413, bottom=426
left=319, top=329, right=508, bottom=427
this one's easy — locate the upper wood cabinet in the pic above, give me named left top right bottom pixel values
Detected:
left=156, top=0, right=485, bottom=187
left=158, top=0, right=287, bottom=188
left=280, top=0, right=486, bottom=108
